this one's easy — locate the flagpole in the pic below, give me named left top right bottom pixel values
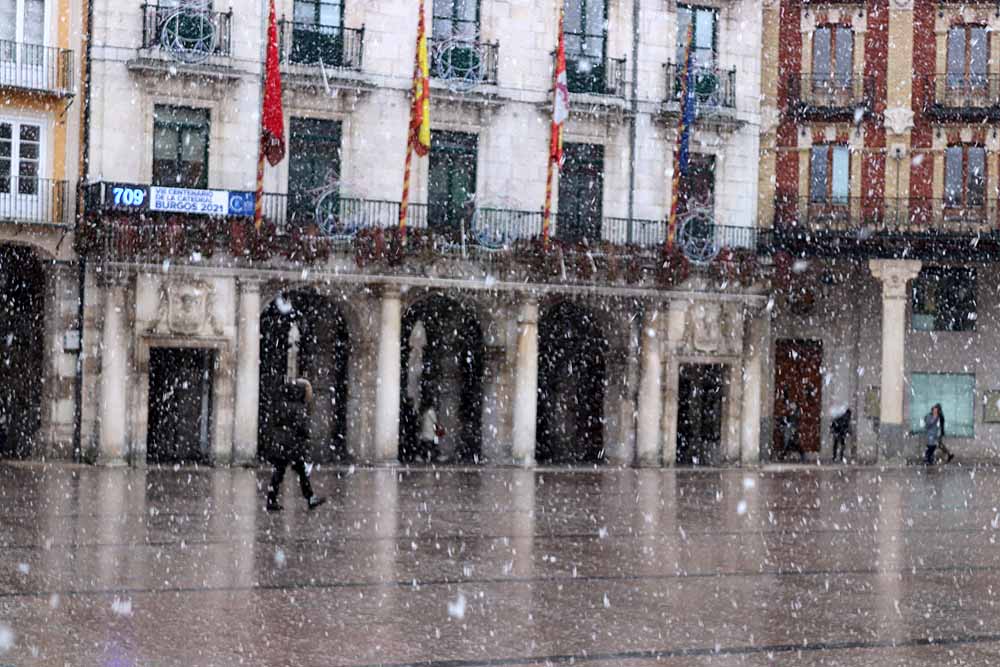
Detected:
left=254, top=139, right=266, bottom=229
left=542, top=148, right=555, bottom=250
left=666, top=23, right=695, bottom=250
left=400, top=137, right=413, bottom=243
left=399, top=0, right=428, bottom=245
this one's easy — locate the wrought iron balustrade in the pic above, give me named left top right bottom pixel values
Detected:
left=787, top=74, right=872, bottom=113
left=277, top=20, right=364, bottom=70
left=0, top=40, right=74, bottom=95
left=924, top=73, right=1000, bottom=110
left=665, top=62, right=736, bottom=110
left=427, top=38, right=498, bottom=87
left=564, top=37, right=627, bottom=98
left=0, top=177, right=72, bottom=225
left=777, top=196, right=1000, bottom=233
left=139, top=3, right=233, bottom=59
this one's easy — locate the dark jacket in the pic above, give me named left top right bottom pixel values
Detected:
left=831, top=411, right=851, bottom=437
left=269, top=383, right=311, bottom=462
left=924, top=413, right=942, bottom=447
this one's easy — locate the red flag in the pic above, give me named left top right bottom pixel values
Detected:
left=550, top=14, right=569, bottom=167
left=261, top=0, right=285, bottom=166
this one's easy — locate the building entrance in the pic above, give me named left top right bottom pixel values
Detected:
left=147, top=348, right=214, bottom=464
left=773, top=339, right=823, bottom=460
left=676, top=363, right=725, bottom=466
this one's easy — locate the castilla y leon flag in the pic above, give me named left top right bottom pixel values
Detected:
left=542, top=8, right=569, bottom=247
left=399, top=0, right=431, bottom=239
left=254, top=0, right=285, bottom=229
left=666, top=23, right=697, bottom=249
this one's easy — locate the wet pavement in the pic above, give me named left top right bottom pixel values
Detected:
left=2, top=462, right=1000, bottom=666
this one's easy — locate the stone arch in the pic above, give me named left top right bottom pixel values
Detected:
left=259, top=287, right=353, bottom=463
left=537, top=299, right=610, bottom=464
left=400, top=292, right=485, bottom=463
left=0, top=243, right=47, bottom=458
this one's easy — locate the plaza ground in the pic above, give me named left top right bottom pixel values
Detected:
left=2, top=462, right=1000, bottom=666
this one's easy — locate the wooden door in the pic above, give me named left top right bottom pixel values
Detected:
left=773, top=339, right=823, bottom=456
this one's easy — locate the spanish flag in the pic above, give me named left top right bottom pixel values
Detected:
left=542, top=8, right=569, bottom=246
left=400, top=0, right=430, bottom=237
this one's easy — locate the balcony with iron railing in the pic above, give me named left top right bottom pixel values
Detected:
left=787, top=74, right=873, bottom=119
left=427, top=38, right=499, bottom=88
left=277, top=20, right=364, bottom=72
left=0, top=177, right=73, bottom=226
left=923, top=73, right=1000, bottom=120
left=133, top=3, right=233, bottom=71
left=664, top=62, right=736, bottom=113
left=768, top=195, right=1000, bottom=257
left=0, top=40, right=74, bottom=96
left=563, top=37, right=627, bottom=99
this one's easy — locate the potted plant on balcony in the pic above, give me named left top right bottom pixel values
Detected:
left=656, top=244, right=690, bottom=288
left=710, top=247, right=759, bottom=287
left=286, top=223, right=331, bottom=264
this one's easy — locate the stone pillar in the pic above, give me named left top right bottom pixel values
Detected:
left=374, top=285, right=402, bottom=464
left=98, top=276, right=129, bottom=465
left=481, top=343, right=515, bottom=463
left=740, top=309, right=771, bottom=465
left=511, top=298, right=539, bottom=466
left=869, top=259, right=921, bottom=460
left=232, top=278, right=261, bottom=466
left=636, top=307, right=663, bottom=467
left=660, top=300, right=687, bottom=466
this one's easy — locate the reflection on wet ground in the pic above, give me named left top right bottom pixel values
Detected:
left=2, top=462, right=1000, bottom=666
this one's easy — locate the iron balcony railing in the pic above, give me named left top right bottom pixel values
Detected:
left=428, top=38, right=499, bottom=86
left=924, top=73, right=1000, bottom=110
left=564, top=37, right=627, bottom=98
left=139, top=3, right=233, bottom=58
left=777, top=196, right=1000, bottom=232
left=277, top=20, right=364, bottom=70
left=0, top=177, right=73, bottom=225
left=788, top=74, right=873, bottom=112
left=665, top=62, right=736, bottom=110
left=0, top=40, right=74, bottom=95
left=263, top=194, right=427, bottom=235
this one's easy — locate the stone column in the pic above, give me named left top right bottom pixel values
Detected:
left=98, top=276, right=129, bottom=465
left=374, top=285, right=402, bottom=464
left=636, top=307, right=663, bottom=467
left=869, top=259, right=921, bottom=460
left=740, top=308, right=771, bottom=465
left=232, top=278, right=261, bottom=466
left=660, top=300, right=687, bottom=466
left=511, top=298, right=539, bottom=466
left=481, top=343, right=515, bottom=463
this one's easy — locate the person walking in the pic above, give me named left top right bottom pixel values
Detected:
left=831, top=408, right=851, bottom=463
left=935, top=403, right=955, bottom=463
left=924, top=403, right=943, bottom=466
left=782, top=401, right=805, bottom=462
left=265, top=378, right=327, bottom=512
left=418, top=405, right=440, bottom=463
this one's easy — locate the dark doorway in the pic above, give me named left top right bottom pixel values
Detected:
left=400, top=294, right=484, bottom=464
left=557, top=143, right=604, bottom=243
left=676, top=363, right=725, bottom=466
left=537, top=302, right=608, bottom=464
left=429, top=131, right=478, bottom=235
left=773, top=339, right=823, bottom=459
left=288, top=117, right=342, bottom=230
left=0, top=245, right=45, bottom=459
left=148, top=348, right=213, bottom=464
left=259, top=290, right=350, bottom=463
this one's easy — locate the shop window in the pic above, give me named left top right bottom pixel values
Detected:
left=912, top=267, right=976, bottom=332
left=152, top=105, right=209, bottom=189
left=910, top=373, right=975, bottom=437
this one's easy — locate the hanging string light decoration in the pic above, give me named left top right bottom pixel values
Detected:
left=159, top=0, right=218, bottom=64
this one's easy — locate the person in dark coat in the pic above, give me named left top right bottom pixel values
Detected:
left=924, top=403, right=943, bottom=465
left=782, top=401, right=805, bottom=462
left=265, top=378, right=327, bottom=512
left=935, top=403, right=955, bottom=463
left=831, top=409, right=851, bottom=463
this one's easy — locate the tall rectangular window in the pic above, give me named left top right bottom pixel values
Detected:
left=557, top=142, right=603, bottom=242
left=809, top=144, right=849, bottom=204
left=432, top=0, right=478, bottom=40
left=813, top=25, right=852, bottom=88
left=428, top=131, right=477, bottom=232
left=947, top=25, right=987, bottom=89
left=288, top=117, right=342, bottom=228
left=0, top=119, right=41, bottom=195
left=0, top=0, right=45, bottom=65
left=910, top=373, right=975, bottom=437
left=290, top=0, right=344, bottom=65
left=152, top=106, right=209, bottom=189
left=677, top=5, right=717, bottom=69
left=912, top=267, right=977, bottom=332
left=944, top=145, right=985, bottom=208
left=564, top=0, right=607, bottom=94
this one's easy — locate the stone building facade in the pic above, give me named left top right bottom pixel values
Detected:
left=761, top=0, right=1000, bottom=461
left=5, top=0, right=773, bottom=468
